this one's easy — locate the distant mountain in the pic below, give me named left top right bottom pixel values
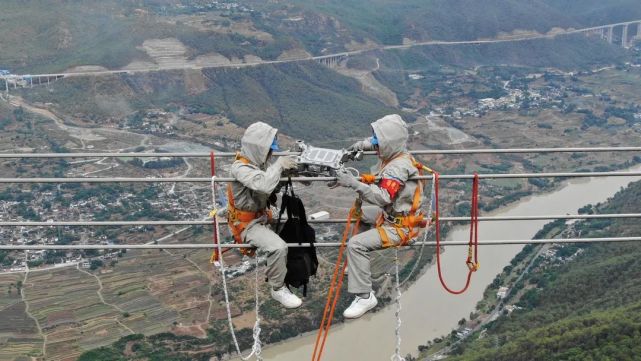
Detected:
left=1, top=0, right=639, bottom=73
left=541, top=0, right=641, bottom=26
left=287, top=0, right=641, bottom=44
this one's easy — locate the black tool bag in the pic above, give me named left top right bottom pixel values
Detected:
left=277, top=180, right=319, bottom=296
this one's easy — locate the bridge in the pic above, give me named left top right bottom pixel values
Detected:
left=1, top=19, right=640, bottom=94
left=578, top=20, right=641, bottom=48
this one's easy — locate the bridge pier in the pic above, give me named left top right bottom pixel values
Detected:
left=607, top=26, right=614, bottom=44
left=316, top=55, right=347, bottom=69
left=622, top=24, right=629, bottom=48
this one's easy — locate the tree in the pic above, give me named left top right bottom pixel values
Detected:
left=90, top=260, right=104, bottom=271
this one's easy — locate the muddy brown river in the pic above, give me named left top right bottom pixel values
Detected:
left=258, top=166, right=641, bottom=361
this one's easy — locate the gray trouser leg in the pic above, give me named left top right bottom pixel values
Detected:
left=360, top=206, right=382, bottom=225
left=244, top=223, right=288, bottom=289
left=346, top=225, right=404, bottom=294
left=346, top=229, right=383, bottom=294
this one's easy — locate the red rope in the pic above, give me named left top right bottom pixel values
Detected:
left=468, top=174, right=480, bottom=271
left=434, top=172, right=480, bottom=295
left=312, top=203, right=361, bottom=361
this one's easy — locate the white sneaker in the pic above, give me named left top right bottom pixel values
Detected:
left=343, top=292, right=377, bottom=319
left=271, top=286, right=303, bottom=309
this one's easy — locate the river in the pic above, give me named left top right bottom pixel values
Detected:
left=259, top=165, right=641, bottom=360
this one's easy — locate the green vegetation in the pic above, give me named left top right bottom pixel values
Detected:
left=445, top=180, right=641, bottom=360
left=22, top=62, right=394, bottom=141
left=1, top=0, right=639, bottom=73
left=0, top=251, right=13, bottom=267
left=0, top=1, right=165, bottom=72
left=292, top=0, right=641, bottom=44
left=201, top=63, right=395, bottom=140
left=0, top=1, right=295, bottom=72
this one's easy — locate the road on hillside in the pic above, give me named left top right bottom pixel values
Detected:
left=3, top=19, right=639, bottom=80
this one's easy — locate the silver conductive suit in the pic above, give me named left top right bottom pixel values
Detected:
left=227, top=122, right=297, bottom=290
left=337, top=114, right=425, bottom=296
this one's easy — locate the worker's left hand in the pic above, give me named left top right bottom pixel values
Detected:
left=335, top=168, right=360, bottom=189
left=276, top=155, right=298, bottom=171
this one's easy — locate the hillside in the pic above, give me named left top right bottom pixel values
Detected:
left=18, top=62, right=394, bottom=142
left=261, top=0, right=641, bottom=45
left=0, top=0, right=639, bottom=73
left=443, top=180, right=641, bottom=360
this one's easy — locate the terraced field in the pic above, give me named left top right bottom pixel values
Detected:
left=23, top=268, right=125, bottom=360
left=0, top=273, right=42, bottom=360
left=0, top=241, right=250, bottom=360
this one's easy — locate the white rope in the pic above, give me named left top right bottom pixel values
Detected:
left=212, top=175, right=263, bottom=360
left=249, top=256, right=263, bottom=359
left=400, top=174, right=436, bottom=286
left=392, top=174, right=436, bottom=359
left=391, top=247, right=405, bottom=361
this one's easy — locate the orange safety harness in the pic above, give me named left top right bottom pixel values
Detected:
left=225, top=154, right=272, bottom=258
left=210, top=152, right=273, bottom=262
left=361, top=154, right=432, bottom=248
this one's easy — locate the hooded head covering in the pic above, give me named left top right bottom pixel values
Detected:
left=240, top=122, right=278, bottom=167
left=370, top=114, right=409, bottom=161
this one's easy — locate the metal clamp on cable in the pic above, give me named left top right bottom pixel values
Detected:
left=466, top=261, right=480, bottom=272
left=352, top=197, right=363, bottom=219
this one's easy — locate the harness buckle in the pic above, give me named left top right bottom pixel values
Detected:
left=352, top=198, right=363, bottom=219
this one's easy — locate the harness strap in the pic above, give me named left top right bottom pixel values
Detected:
left=376, top=218, right=394, bottom=248
left=374, top=154, right=431, bottom=248
left=225, top=153, right=272, bottom=258
left=361, top=173, right=377, bottom=184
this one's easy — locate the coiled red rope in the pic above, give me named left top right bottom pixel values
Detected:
left=434, top=172, right=480, bottom=294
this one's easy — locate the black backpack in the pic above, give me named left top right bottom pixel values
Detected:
left=277, top=180, right=319, bottom=297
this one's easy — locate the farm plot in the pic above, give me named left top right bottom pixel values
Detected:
left=22, top=268, right=127, bottom=359
left=0, top=273, right=43, bottom=360
left=98, top=248, right=217, bottom=333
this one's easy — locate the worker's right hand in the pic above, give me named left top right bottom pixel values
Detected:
left=276, top=155, right=298, bottom=171
left=347, top=138, right=373, bottom=153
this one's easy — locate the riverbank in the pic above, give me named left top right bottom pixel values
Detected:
left=258, top=165, right=641, bottom=361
